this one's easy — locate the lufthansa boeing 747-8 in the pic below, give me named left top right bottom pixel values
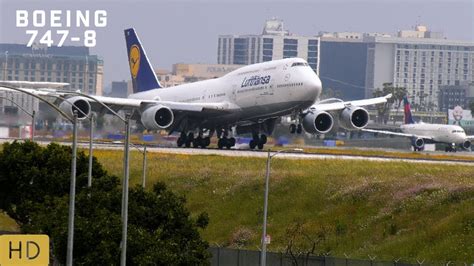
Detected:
left=1, top=28, right=392, bottom=149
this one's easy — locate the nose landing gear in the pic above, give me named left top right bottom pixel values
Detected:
left=289, top=123, right=303, bottom=134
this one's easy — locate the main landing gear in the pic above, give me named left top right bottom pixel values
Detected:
left=249, top=133, right=267, bottom=150
left=177, top=132, right=211, bottom=148
left=217, top=137, right=236, bottom=149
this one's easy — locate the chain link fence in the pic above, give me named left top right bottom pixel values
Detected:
left=209, top=247, right=421, bottom=266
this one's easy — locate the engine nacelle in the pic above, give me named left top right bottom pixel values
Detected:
left=461, top=140, right=471, bottom=150
left=58, top=96, right=91, bottom=120
left=339, top=106, right=369, bottom=130
left=302, top=110, right=334, bottom=134
left=411, top=137, right=425, bottom=149
left=140, top=105, right=174, bottom=130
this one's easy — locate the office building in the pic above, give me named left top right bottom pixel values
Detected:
left=318, top=26, right=474, bottom=110
left=218, top=19, right=320, bottom=74
left=0, top=43, right=104, bottom=114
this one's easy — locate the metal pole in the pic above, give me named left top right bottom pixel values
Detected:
left=261, top=149, right=271, bottom=266
left=31, top=110, right=35, bottom=141
left=66, top=111, right=78, bottom=266
left=87, top=115, right=94, bottom=188
left=142, top=145, right=147, bottom=189
left=120, top=114, right=131, bottom=266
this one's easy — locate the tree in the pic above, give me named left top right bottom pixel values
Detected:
left=372, top=83, right=407, bottom=124
left=0, top=141, right=107, bottom=224
left=0, top=141, right=210, bottom=265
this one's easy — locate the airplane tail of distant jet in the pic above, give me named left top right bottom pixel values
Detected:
left=124, top=28, right=162, bottom=93
left=403, top=96, right=415, bottom=124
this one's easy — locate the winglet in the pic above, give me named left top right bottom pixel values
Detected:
left=124, top=28, right=162, bottom=93
left=385, top=93, right=393, bottom=99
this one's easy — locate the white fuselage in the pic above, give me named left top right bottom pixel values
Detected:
left=401, top=123, right=468, bottom=144
left=129, top=58, right=321, bottom=127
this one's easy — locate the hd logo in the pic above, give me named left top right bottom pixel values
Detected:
left=0, top=235, right=49, bottom=266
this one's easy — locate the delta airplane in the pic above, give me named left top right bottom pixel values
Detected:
left=363, top=96, right=474, bottom=152
left=1, top=28, right=392, bottom=150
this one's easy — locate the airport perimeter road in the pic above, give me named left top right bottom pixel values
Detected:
left=1, top=138, right=473, bottom=166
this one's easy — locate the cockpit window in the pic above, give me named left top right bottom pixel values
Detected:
left=452, top=130, right=465, bottom=133
left=291, top=62, right=309, bottom=67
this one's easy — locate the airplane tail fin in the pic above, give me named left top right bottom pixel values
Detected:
left=403, top=96, right=415, bottom=124
left=124, top=28, right=162, bottom=93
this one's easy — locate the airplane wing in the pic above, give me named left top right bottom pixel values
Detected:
left=0, top=80, right=69, bottom=89
left=312, top=93, right=392, bottom=111
left=467, top=135, right=474, bottom=140
left=0, top=86, right=235, bottom=114
left=361, top=128, right=434, bottom=140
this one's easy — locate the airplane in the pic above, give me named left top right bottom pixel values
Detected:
left=0, top=28, right=392, bottom=150
left=362, top=96, right=474, bottom=152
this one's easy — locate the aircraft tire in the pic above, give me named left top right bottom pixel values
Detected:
left=249, top=140, right=257, bottom=149
left=289, top=124, right=296, bottom=134
left=257, top=143, right=264, bottom=150
left=218, top=138, right=225, bottom=149
left=203, top=137, right=211, bottom=148
left=193, top=137, right=202, bottom=148
left=177, top=137, right=184, bottom=147
left=296, top=124, right=302, bottom=134
left=229, top=137, right=236, bottom=147
left=260, top=134, right=267, bottom=145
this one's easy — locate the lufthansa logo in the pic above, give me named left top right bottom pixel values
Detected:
left=129, top=45, right=140, bottom=79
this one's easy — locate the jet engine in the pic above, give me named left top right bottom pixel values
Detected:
left=339, top=106, right=369, bottom=130
left=411, top=137, right=425, bottom=149
left=302, top=110, right=333, bottom=134
left=58, top=96, right=91, bottom=120
left=141, top=105, right=174, bottom=130
left=461, top=140, right=471, bottom=150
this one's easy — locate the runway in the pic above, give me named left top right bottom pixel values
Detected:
left=1, top=138, right=473, bottom=166
left=68, top=140, right=474, bottom=166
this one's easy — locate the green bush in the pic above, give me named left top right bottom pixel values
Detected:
left=0, top=141, right=210, bottom=265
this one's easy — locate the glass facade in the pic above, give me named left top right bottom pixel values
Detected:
left=262, top=38, right=273, bottom=62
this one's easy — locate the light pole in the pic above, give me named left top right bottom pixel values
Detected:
left=47, top=94, right=93, bottom=188
left=261, top=148, right=303, bottom=266
left=66, top=110, right=78, bottom=266
left=0, top=96, right=35, bottom=141
left=0, top=85, right=78, bottom=266
left=87, top=114, right=94, bottom=188
left=55, top=90, right=132, bottom=266
left=130, top=142, right=148, bottom=189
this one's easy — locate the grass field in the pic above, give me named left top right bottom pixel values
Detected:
left=91, top=149, right=474, bottom=263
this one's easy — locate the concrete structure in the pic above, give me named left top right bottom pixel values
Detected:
left=155, top=63, right=242, bottom=87
left=0, top=43, right=104, bottom=114
left=318, top=26, right=474, bottom=110
left=218, top=19, right=320, bottom=74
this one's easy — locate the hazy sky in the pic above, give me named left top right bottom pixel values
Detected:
left=1, top=0, right=473, bottom=87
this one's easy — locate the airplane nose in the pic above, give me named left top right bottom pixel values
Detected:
left=309, top=74, right=322, bottom=101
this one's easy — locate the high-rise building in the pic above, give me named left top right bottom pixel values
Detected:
left=318, top=26, right=474, bottom=110
left=218, top=19, right=320, bottom=74
left=0, top=43, right=104, bottom=114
